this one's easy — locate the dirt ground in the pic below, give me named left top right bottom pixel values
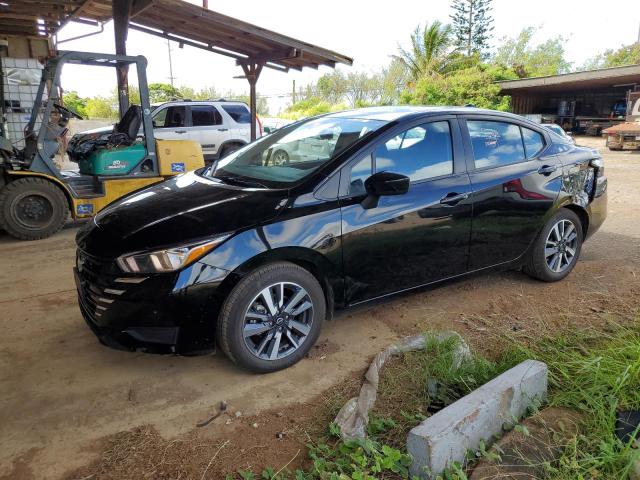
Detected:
left=1, top=137, right=639, bottom=479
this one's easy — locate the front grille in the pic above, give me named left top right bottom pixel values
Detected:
left=76, top=250, right=143, bottom=327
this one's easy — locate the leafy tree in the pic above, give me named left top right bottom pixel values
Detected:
left=84, top=96, right=117, bottom=119
left=282, top=97, right=346, bottom=120
left=581, top=42, right=640, bottom=70
left=147, top=83, right=181, bottom=103
left=400, top=66, right=509, bottom=111
left=379, top=58, right=410, bottom=105
left=62, top=90, right=87, bottom=117
left=316, top=70, right=348, bottom=104
left=450, top=0, right=494, bottom=57
left=492, top=27, right=571, bottom=78
left=603, top=42, right=640, bottom=66
left=394, top=21, right=453, bottom=79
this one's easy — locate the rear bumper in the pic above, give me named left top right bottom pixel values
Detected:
left=586, top=177, right=607, bottom=240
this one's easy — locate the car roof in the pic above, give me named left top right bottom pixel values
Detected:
left=324, top=105, right=528, bottom=123
left=156, top=100, right=248, bottom=107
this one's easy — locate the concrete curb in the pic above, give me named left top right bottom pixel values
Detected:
left=407, top=359, right=548, bottom=478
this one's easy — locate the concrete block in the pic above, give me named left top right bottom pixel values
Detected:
left=408, top=359, right=548, bottom=478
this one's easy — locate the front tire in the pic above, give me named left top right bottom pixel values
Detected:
left=0, top=177, right=69, bottom=240
left=524, top=209, right=583, bottom=282
left=217, top=262, right=326, bottom=373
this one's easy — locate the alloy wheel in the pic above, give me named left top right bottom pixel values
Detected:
left=272, top=150, right=289, bottom=165
left=545, top=219, right=578, bottom=273
left=242, top=281, right=314, bottom=361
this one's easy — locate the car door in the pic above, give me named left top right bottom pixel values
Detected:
left=340, top=117, right=473, bottom=304
left=461, top=116, right=563, bottom=270
left=152, top=105, right=188, bottom=141
left=185, top=104, right=230, bottom=159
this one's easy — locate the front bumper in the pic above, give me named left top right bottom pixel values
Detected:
left=74, top=251, right=231, bottom=354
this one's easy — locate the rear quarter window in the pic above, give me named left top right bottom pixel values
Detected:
left=222, top=104, right=251, bottom=124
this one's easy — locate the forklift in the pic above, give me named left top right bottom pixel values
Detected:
left=0, top=51, right=204, bottom=241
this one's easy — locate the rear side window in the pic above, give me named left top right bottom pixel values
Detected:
left=467, top=120, right=525, bottom=168
left=375, top=121, right=453, bottom=182
left=191, top=105, right=222, bottom=126
left=522, top=127, right=545, bottom=158
left=222, top=104, right=251, bottom=123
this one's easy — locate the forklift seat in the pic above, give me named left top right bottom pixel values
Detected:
left=114, top=105, right=143, bottom=143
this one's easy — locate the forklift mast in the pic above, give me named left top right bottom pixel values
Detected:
left=21, top=51, right=157, bottom=179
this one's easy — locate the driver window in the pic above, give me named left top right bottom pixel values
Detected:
left=375, top=121, right=453, bottom=182
left=153, top=106, right=185, bottom=128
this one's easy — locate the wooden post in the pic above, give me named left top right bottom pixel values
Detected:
left=241, top=62, right=263, bottom=141
left=113, top=0, right=132, bottom=118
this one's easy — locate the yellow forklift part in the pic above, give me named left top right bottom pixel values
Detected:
left=72, top=177, right=163, bottom=218
left=156, top=139, right=205, bottom=175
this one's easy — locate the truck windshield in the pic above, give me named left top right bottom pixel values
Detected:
left=206, top=116, right=387, bottom=188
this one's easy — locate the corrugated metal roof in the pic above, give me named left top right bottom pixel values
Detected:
left=0, top=0, right=352, bottom=71
left=498, top=64, right=640, bottom=94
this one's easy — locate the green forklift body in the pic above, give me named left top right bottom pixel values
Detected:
left=78, top=143, right=146, bottom=175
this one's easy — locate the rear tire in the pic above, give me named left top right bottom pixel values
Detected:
left=217, top=262, right=325, bottom=373
left=524, top=208, right=583, bottom=282
left=0, top=177, right=69, bottom=240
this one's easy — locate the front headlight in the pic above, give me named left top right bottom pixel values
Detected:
left=116, top=234, right=231, bottom=273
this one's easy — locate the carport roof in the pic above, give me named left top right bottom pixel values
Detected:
left=0, top=0, right=353, bottom=72
left=498, top=64, right=640, bottom=94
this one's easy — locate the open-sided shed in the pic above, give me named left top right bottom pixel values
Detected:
left=0, top=0, right=353, bottom=138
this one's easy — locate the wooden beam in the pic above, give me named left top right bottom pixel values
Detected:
left=113, top=0, right=132, bottom=118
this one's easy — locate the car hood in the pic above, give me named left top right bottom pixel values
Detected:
left=76, top=171, right=288, bottom=258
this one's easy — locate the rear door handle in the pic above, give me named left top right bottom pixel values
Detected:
left=537, top=164, right=558, bottom=175
left=217, top=128, right=229, bottom=132
left=174, top=130, right=187, bottom=134
left=440, top=192, right=469, bottom=205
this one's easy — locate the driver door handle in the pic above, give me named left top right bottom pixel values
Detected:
left=174, top=130, right=187, bottom=134
left=440, top=192, right=469, bottom=205
left=217, top=128, right=229, bottom=132
left=537, top=164, right=558, bottom=175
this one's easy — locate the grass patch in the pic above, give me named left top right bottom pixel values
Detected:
left=507, top=325, right=640, bottom=479
left=228, top=325, right=640, bottom=479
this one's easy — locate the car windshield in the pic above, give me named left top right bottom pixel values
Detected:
left=205, top=116, right=387, bottom=188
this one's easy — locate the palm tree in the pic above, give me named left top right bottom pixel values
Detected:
left=395, top=21, right=452, bottom=80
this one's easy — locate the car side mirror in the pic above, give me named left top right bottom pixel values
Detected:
left=361, top=171, right=410, bottom=209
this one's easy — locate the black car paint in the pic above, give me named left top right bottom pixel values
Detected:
left=75, top=107, right=607, bottom=353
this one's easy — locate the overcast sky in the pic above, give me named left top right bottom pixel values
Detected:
left=57, top=0, right=640, bottom=113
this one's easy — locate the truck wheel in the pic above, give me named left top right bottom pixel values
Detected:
left=217, top=262, right=325, bottom=373
left=0, top=177, right=69, bottom=240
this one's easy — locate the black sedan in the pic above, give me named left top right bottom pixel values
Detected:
left=75, top=107, right=607, bottom=372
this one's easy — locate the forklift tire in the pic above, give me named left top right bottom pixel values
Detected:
left=0, top=177, right=69, bottom=241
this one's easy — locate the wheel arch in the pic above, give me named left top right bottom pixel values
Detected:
left=217, top=246, right=340, bottom=320
left=557, top=201, right=589, bottom=239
